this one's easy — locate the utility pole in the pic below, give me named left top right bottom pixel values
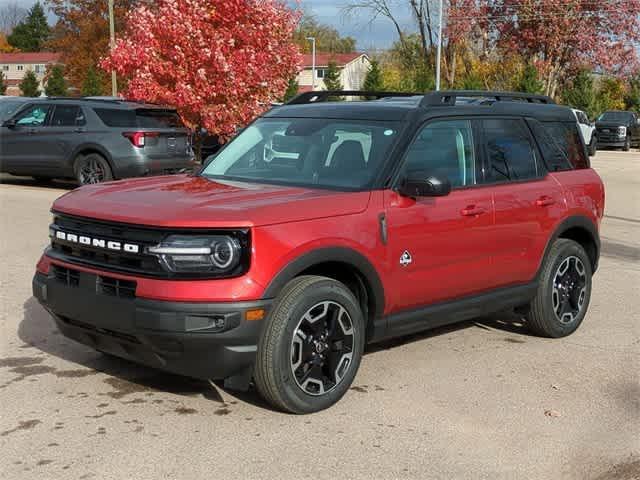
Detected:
left=306, top=37, right=316, bottom=91
left=435, top=0, right=443, bottom=91
left=108, top=0, right=117, bottom=96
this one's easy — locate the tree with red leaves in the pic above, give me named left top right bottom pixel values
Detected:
left=491, top=0, right=640, bottom=97
left=101, top=0, right=301, bottom=155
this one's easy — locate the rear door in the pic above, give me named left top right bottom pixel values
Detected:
left=384, top=118, right=495, bottom=311
left=36, top=104, right=87, bottom=175
left=480, top=118, right=566, bottom=287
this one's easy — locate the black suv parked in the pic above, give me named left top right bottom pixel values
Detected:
left=0, top=98, right=196, bottom=184
left=595, top=110, right=640, bottom=151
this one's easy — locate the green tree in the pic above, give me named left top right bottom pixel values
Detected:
left=363, top=60, right=383, bottom=93
left=282, top=77, right=299, bottom=103
left=81, top=65, right=104, bottom=96
left=44, top=64, right=67, bottom=96
left=0, top=71, right=6, bottom=95
left=562, top=70, right=598, bottom=118
left=624, top=76, right=640, bottom=112
left=323, top=60, right=343, bottom=93
left=460, top=72, right=484, bottom=90
left=20, top=70, right=40, bottom=97
left=517, top=64, right=544, bottom=94
left=7, top=2, right=50, bottom=52
left=294, top=14, right=356, bottom=54
left=596, top=77, right=626, bottom=112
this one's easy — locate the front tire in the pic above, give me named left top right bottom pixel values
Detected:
left=623, top=136, right=631, bottom=152
left=588, top=136, right=597, bottom=157
left=254, top=276, right=365, bottom=414
left=74, top=153, right=113, bottom=185
left=526, top=239, right=592, bottom=338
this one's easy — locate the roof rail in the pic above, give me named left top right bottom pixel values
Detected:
left=420, top=90, right=555, bottom=107
left=43, top=96, right=124, bottom=104
left=287, top=90, right=421, bottom=105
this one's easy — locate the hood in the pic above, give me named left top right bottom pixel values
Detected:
left=52, top=175, right=371, bottom=228
left=596, top=121, right=629, bottom=128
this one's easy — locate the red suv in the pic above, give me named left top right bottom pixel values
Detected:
left=33, top=91, right=605, bottom=413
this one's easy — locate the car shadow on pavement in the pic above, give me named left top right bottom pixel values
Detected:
left=17, top=296, right=255, bottom=406
left=0, top=175, right=76, bottom=190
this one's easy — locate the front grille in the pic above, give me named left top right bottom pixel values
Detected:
left=97, top=275, right=137, bottom=298
left=52, top=265, right=80, bottom=287
left=50, top=214, right=167, bottom=277
left=596, top=128, right=623, bottom=143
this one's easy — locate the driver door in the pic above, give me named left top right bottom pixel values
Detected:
left=1, top=103, right=53, bottom=174
left=384, top=118, right=495, bottom=312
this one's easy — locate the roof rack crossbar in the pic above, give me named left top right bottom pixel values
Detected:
left=287, top=90, right=422, bottom=105
left=420, top=90, right=555, bottom=107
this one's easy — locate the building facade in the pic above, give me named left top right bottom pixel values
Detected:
left=297, top=53, right=370, bottom=92
left=0, top=52, right=62, bottom=96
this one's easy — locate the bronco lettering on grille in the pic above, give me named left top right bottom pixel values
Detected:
left=54, top=230, right=140, bottom=254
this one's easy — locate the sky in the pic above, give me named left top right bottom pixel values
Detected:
left=0, top=0, right=411, bottom=50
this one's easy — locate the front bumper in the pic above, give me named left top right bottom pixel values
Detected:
left=32, top=270, right=270, bottom=380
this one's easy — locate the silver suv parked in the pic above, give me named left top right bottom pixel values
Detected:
left=0, top=98, right=196, bottom=184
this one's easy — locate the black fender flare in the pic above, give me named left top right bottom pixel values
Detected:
left=262, top=246, right=386, bottom=319
left=539, top=215, right=600, bottom=276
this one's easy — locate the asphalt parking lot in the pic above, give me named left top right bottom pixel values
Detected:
left=1, top=150, right=638, bottom=480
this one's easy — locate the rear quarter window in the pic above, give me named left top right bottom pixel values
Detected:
left=93, top=108, right=136, bottom=127
left=535, top=121, right=589, bottom=171
left=93, top=108, right=184, bottom=129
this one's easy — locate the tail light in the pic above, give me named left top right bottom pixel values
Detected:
left=123, top=131, right=160, bottom=148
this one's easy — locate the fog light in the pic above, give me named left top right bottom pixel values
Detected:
left=185, top=315, right=226, bottom=332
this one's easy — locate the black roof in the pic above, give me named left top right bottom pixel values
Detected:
left=267, top=90, right=575, bottom=123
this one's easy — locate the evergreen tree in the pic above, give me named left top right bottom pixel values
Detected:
left=323, top=60, right=342, bottom=91
left=624, top=76, right=640, bottom=113
left=282, top=77, right=299, bottom=102
left=7, top=2, right=50, bottom=52
left=363, top=60, right=383, bottom=93
left=517, top=64, right=544, bottom=94
left=45, top=65, right=67, bottom=96
left=81, top=66, right=104, bottom=96
left=0, top=71, right=6, bottom=95
left=562, top=70, right=598, bottom=118
left=20, top=70, right=40, bottom=97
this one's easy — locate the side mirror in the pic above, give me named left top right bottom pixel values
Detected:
left=2, top=119, right=17, bottom=128
left=398, top=174, right=451, bottom=198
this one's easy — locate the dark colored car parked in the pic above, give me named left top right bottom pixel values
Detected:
left=0, top=98, right=196, bottom=184
left=595, top=110, right=640, bottom=151
left=34, top=90, right=604, bottom=413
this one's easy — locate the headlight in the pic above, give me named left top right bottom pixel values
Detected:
left=618, top=126, right=627, bottom=137
left=148, top=235, right=242, bottom=273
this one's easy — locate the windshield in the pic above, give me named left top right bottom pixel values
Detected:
left=0, top=101, right=25, bottom=121
left=597, top=111, right=633, bottom=122
left=200, top=118, right=400, bottom=190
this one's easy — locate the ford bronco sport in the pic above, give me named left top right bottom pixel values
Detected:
left=33, top=90, right=605, bottom=413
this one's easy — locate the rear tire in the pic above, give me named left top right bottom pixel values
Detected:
left=623, top=136, right=631, bottom=152
left=74, top=153, right=113, bottom=185
left=526, top=239, right=592, bottom=338
left=254, top=276, right=365, bottom=414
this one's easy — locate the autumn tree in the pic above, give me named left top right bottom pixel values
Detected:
left=625, top=76, right=640, bottom=112
left=20, top=70, right=40, bottom=97
left=0, top=71, right=6, bottom=95
left=294, top=13, right=356, bottom=54
left=493, top=0, right=640, bottom=97
left=8, top=2, right=50, bottom=51
left=102, top=0, right=300, bottom=157
left=45, top=64, right=67, bottom=96
left=0, top=33, right=18, bottom=53
left=46, top=0, right=138, bottom=93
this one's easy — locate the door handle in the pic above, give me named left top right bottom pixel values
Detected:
left=74, top=127, right=86, bottom=133
left=460, top=205, right=487, bottom=217
left=535, top=196, right=555, bottom=207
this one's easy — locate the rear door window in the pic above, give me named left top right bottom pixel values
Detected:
left=481, top=118, right=540, bottom=182
left=51, top=105, right=86, bottom=127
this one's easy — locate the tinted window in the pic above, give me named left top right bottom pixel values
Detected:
left=403, top=120, right=476, bottom=188
left=542, top=121, right=589, bottom=170
left=135, top=109, right=184, bottom=128
left=94, top=108, right=136, bottom=127
left=482, top=119, right=539, bottom=182
left=597, top=111, right=633, bottom=123
left=527, top=120, right=572, bottom=172
left=14, top=104, right=51, bottom=126
left=51, top=105, right=85, bottom=127
left=201, top=118, right=399, bottom=190
left=0, top=101, right=26, bottom=121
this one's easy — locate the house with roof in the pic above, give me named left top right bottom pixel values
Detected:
left=0, top=52, right=62, bottom=96
left=297, top=52, right=370, bottom=92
